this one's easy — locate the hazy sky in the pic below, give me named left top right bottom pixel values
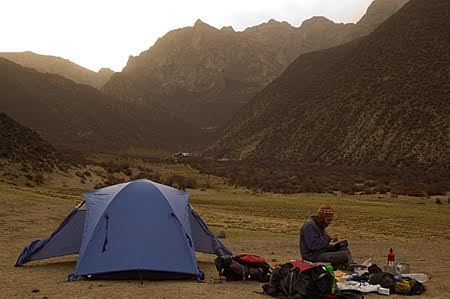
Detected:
left=1, top=0, right=373, bottom=72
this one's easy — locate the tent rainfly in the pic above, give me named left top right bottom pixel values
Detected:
left=16, top=179, right=231, bottom=280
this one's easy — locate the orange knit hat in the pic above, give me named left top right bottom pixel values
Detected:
left=317, top=204, right=334, bottom=218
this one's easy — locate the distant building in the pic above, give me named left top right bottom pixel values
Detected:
left=173, top=152, right=192, bottom=158
left=173, top=152, right=198, bottom=162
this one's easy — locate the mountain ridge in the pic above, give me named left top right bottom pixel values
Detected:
left=209, top=0, right=450, bottom=166
left=101, top=0, right=409, bottom=139
left=0, top=58, right=198, bottom=151
left=0, top=51, right=114, bottom=88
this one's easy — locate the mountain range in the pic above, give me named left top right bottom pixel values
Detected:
left=0, top=51, right=114, bottom=88
left=0, top=0, right=408, bottom=152
left=0, top=58, right=199, bottom=151
left=101, top=0, right=408, bottom=131
left=209, top=0, right=450, bottom=166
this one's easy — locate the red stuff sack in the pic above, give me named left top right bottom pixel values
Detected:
left=215, top=254, right=271, bottom=282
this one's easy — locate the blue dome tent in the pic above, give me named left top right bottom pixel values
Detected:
left=15, top=179, right=231, bottom=280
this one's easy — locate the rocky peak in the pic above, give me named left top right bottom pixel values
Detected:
left=266, top=18, right=281, bottom=26
left=244, top=18, right=294, bottom=34
left=193, top=19, right=217, bottom=32
left=220, top=26, right=235, bottom=33
left=358, top=0, right=409, bottom=29
left=98, top=68, right=114, bottom=76
left=300, top=16, right=335, bottom=28
left=96, top=68, right=115, bottom=87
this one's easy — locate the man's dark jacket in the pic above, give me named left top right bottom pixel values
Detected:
left=299, top=216, right=332, bottom=261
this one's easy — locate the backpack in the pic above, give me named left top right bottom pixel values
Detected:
left=215, top=254, right=271, bottom=282
left=394, top=278, right=427, bottom=295
left=368, top=272, right=395, bottom=288
left=261, top=263, right=290, bottom=296
left=262, top=261, right=334, bottom=299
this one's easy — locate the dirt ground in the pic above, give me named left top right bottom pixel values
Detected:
left=1, top=182, right=449, bottom=298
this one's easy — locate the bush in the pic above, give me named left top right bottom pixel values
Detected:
left=122, top=168, right=133, bottom=176
left=132, top=172, right=147, bottom=180
left=34, top=173, right=44, bottom=185
left=101, top=160, right=121, bottom=173
left=119, top=162, right=130, bottom=170
left=131, top=170, right=161, bottom=182
left=94, top=182, right=104, bottom=189
left=104, top=174, right=125, bottom=186
left=25, top=181, right=35, bottom=188
left=93, top=169, right=104, bottom=176
left=363, top=179, right=377, bottom=188
left=426, top=183, right=446, bottom=196
left=186, top=157, right=450, bottom=196
left=165, top=175, right=197, bottom=190
left=20, top=165, right=30, bottom=172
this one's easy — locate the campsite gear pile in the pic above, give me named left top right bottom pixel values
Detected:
left=260, top=260, right=427, bottom=298
left=16, top=179, right=231, bottom=281
left=336, top=263, right=427, bottom=296
left=215, top=254, right=271, bottom=282
left=261, top=260, right=335, bottom=298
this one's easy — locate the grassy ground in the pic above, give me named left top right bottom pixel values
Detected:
left=1, top=161, right=449, bottom=298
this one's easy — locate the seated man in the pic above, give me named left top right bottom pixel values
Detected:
left=299, top=204, right=352, bottom=267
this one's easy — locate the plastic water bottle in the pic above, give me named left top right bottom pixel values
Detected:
left=387, top=248, right=395, bottom=267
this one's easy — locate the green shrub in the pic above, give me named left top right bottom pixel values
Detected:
left=34, top=173, right=44, bottom=185
left=165, top=175, right=197, bottom=190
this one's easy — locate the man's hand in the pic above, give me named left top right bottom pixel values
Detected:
left=331, top=234, right=338, bottom=242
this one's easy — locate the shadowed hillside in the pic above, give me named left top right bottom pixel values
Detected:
left=101, top=0, right=408, bottom=138
left=0, top=58, right=198, bottom=152
left=0, top=113, right=70, bottom=186
left=0, top=113, right=61, bottom=171
left=0, top=51, right=114, bottom=88
left=210, top=0, right=450, bottom=167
